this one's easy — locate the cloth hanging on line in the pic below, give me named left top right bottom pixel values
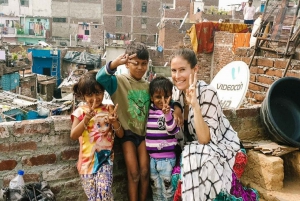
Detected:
left=232, top=33, right=251, bottom=53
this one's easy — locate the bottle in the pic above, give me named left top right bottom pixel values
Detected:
left=9, top=170, right=25, bottom=189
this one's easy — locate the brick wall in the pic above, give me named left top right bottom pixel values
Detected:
left=234, top=47, right=300, bottom=104
left=0, top=116, right=126, bottom=201
left=212, top=31, right=235, bottom=79
left=0, top=107, right=267, bottom=201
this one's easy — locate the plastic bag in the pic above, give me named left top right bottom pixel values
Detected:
left=1, top=181, right=55, bottom=201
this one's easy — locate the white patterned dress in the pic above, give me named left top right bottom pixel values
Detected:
left=172, top=80, right=241, bottom=201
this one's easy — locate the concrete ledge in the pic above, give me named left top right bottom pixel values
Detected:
left=241, top=150, right=284, bottom=191
left=282, top=151, right=300, bottom=178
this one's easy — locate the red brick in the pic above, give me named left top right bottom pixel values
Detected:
left=235, top=48, right=248, bottom=57
left=23, top=173, right=40, bottom=183
left=257, top=66, right=267, bottom=74
left=254, top=93, right=266, bottom=102
left=245, top=91, right=253, bottom=99
left=0, top=143, right=9, bottom=152
left=250, top=74, right=256, bottom=82
left=274, top=59, right=288, bottom=69
left=242, top=57, right=257, bottom=66
left=265, top=68, right=283, bottom=77
left=14, top=119, right=51, bottom=136
left=285, top=71, right=300, bottom=78
left=257, top=75, right=274, bottom=85
left=257, top=58, right=274, bottom=67
left=0, top=160, right=17, bottom=171
left=23, top=154, right=56, bottom=166
left=250, top=66, right=259, bottom=74
left=248, top=82, right=267, bottom=92
left=10, top=141, right=37, bottom=151
left=61, top=149, right=79, bottom=161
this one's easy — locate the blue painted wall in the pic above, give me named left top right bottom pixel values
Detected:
left=28, top=49, right=61, bottom=86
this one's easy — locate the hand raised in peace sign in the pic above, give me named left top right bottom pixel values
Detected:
left=162, top=96, right=171, bottom=114
left=185, top=72, right=198, bottom=108
left=84, top=98, right=96, bottom=126
left=106, top=104, right=119, bottom=124
left=111, top=53, right=138, bottom=69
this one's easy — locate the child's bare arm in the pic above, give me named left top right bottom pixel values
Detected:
left=70, top=117, right=85, bottom=140
left=107, top=104, right=124, bottom=138
left=70, top=101, right=96, bottom=140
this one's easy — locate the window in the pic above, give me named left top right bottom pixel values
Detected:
left=142, top=1, right=147, bottom=13
left=141, top=35, right=147, bottom=43
left=141, top=18, right=147, bottom=29
left=116, top=0, right=122, bottom=11
left=20, top=0, right=29, bottom=6
left=141, top=18, right=147, bottom=24
left=0, top=0, right=8, bottom=4
left=154, top=34, right=158, bottom=44
left=53, top=18, right=67, bottom=23
left=116, top=16, right=122, bottom=28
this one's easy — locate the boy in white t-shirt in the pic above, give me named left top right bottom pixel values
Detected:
left=243, top=0, right=256, bottom=25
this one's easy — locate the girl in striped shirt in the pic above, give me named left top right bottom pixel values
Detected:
left=146, top=76, right=180, bottom=201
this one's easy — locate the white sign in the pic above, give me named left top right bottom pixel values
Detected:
left=210, top=61, right=249, bottom=109
left=102, top=91, right=113, bottom=105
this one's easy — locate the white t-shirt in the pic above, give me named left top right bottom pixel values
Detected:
left=243, top=5, right=256, bottom=20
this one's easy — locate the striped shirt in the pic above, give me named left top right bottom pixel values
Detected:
left=146, top=103, right=180, bottom=159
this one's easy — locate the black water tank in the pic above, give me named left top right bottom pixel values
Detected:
left=260, top=77, right=300, bottom=147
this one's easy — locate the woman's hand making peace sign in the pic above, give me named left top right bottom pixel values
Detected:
left=185, top=72, right=198, bottom=108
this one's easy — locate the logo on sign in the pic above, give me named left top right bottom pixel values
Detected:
left=210, top=61, right=249, bottom=109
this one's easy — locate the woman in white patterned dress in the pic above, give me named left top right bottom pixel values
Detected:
left=169, top=48, right=243, bottom=201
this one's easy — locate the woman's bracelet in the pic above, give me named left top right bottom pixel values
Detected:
left=112, top=121, right=121, bottom=132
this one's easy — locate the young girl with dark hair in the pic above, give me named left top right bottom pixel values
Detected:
left=70, top=71, right=124, bottom=201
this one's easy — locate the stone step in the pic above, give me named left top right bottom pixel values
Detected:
left=250, top=178, right=300, bottom=201
left=241, top=149, right=300, bottom=200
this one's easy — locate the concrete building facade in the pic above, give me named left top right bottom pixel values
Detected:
left=0, top=0, right=51, bottom=45
left=51, top=0, right=180, bottom=48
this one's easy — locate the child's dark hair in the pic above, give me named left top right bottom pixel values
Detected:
left=169, top=48, right=197, bottom=69
left=125, top=42, right=149, bottom=61
left=73, top=71, right=104, bottom=98
left=149, top=76, right=173, bottom=97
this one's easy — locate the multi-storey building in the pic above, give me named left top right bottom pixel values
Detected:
left=51, top=0, right=179, bottom=48
left=0, top=0, right=51, bottom=45
left=102, top=0, right=164, bottom=47
left=0, top=0, right=205, bottom=50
